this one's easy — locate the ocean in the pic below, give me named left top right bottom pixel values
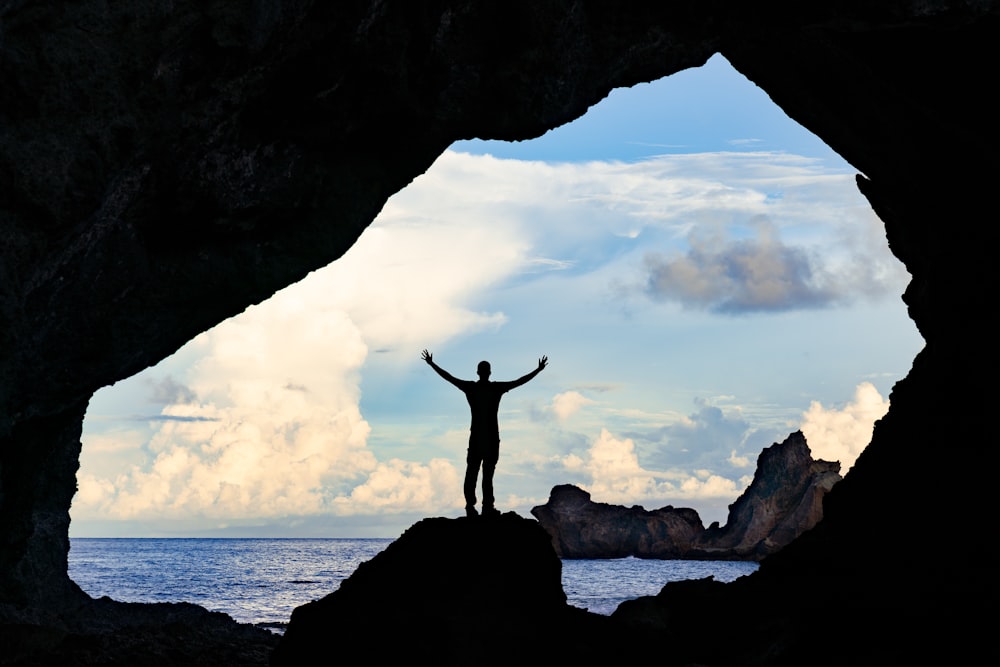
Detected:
left=68, top=538, right=759, bottom=631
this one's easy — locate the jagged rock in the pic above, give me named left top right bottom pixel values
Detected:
left=532, top=431, right=840, bottom=561
left=531, top=485, right=704, bottom=558
left=270, top=513, right=631, bottom=666
left=0, top=2, right=997, bottom=665
left=690, top=430, right=841, bottom=559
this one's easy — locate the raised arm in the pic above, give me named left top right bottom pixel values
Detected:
left=506, top=355, right=548, bottom=390
left=421, top=349, right=465, bottom=389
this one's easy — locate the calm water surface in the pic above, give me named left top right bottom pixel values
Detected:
left=69, top=538, right=758, bottom=629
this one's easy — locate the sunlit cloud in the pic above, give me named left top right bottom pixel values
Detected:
left=550, top=391, right=596, bottom=421
left=561, top=428, right=743, bottom=508
left=727, top=450, right=752, bottom=467
left=331, top=458, right=461, bottom=514
left=799, top=381, right=890, bottom=472
left=76, top=302, right=375, bottom=520
left=318, top=217, right=520, bottom=359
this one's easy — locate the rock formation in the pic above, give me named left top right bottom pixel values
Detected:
left=1, top=1, right=997, bottom=664
left=690, top=430, right=840, bottom=559
left=0, top=597, right=278, bottom=667
left=532, top=431, right=840, bottom=560
left=271, top=513, right=630, bottom=666
left=532, top=485, right=705, bottom=559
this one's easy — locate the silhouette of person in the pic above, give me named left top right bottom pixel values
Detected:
left=421, top=349, right=548, bottom=517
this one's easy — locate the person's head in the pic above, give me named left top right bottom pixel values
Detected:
left=477, top=360, right=491, bottom=380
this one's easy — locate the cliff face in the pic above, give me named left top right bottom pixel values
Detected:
left=1, top=1, right=997, bottom=664
left=691, top=430, right=840, bottom=559
left=532, top=431, right=840, bottom=560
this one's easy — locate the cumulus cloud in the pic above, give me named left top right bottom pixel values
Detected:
left=550, top=391, right=596, bottom=421
left=317, top=216, right=519, bottom=358
left=562, top=428, right=742, bottom=508
left=77, top=302, right=376, bottom=520
left=800, top=381, right=890, bottom=472
left=727, top=450, right=751, bottom=467
left=76, top=290, right=468, bottom=521
left=644, top=218, right=836, bottom=313
left=332, top=458, right=461, bottom=514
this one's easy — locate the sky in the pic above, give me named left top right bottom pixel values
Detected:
left=71, top=54, right=924, bottom=538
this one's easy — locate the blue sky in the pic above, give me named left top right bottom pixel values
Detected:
left=71, top=55, right=923, bottom=537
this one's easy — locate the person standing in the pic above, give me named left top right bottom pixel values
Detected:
left=421, top=350, right=547, bottom=517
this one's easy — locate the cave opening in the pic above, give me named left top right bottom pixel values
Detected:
left=68, top=54, right=923, bottom=623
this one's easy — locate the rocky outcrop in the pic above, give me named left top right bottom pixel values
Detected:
left=0, top=597, right=278, bottom=667
left=690, top=430, right=840, bottom=559
left=1, top=1, right=997, bottom=665
left=532, top=431, right=840, bottom=560
left=532, top=485, right=705, bottom=559
left=271, top=513, right=632, bottom=666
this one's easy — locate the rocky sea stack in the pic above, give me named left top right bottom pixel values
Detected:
left=532, top=430, right=840, bottom=560
left=2, top=2, right=997, bottom=664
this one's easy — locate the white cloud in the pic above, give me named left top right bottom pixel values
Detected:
left=728, top=450, right=752, bottom=467
left=550, top=391, right=596, bottom=421
left=318, top=216, right=519, bottom=357
left=332, top=458, right=461, bottom=514
left=799, top=381, right=890, bottom=472
left=76, top=301, right=376, bottom=520
left=563, top=428, right=742, bottom=508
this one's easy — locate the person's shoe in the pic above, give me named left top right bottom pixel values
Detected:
left=465, top=506, right=479, bottom=518
left=482, top=506, right=500, bottom=518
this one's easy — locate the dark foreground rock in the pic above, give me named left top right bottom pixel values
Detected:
left=271, top=513, right=632, bottom=666
left=0, top=596, right=278, bottom=666
left=533, top=431, right=839, bottom=560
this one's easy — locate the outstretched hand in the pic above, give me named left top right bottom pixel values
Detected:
left=538, top=355, right=548, bottom=370
left=421, top=349, right=433, bottom=364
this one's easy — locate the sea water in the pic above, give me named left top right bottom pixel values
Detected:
left=68, top=538, right=758, bottom=630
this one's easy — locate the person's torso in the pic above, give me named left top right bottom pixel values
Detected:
left=462, top=381, right=507, bottom=435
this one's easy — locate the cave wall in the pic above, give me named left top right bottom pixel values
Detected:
left=1, top=3, right=996, bottom=646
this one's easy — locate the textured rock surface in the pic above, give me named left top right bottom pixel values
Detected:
left=532, top=431, right=840, bottom=560
left=690, top=430, right=841, bottom=559
left=532, top=485, right=706, bottom=559
left=1, top=1, right=997, bottom=664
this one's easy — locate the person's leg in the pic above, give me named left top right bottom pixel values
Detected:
left=481, top=440, right=500, bottom=515
left=464, top=445, right=482, bottom=516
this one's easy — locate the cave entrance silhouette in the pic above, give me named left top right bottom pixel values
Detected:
left=70, top=54, right=922, bottom=615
